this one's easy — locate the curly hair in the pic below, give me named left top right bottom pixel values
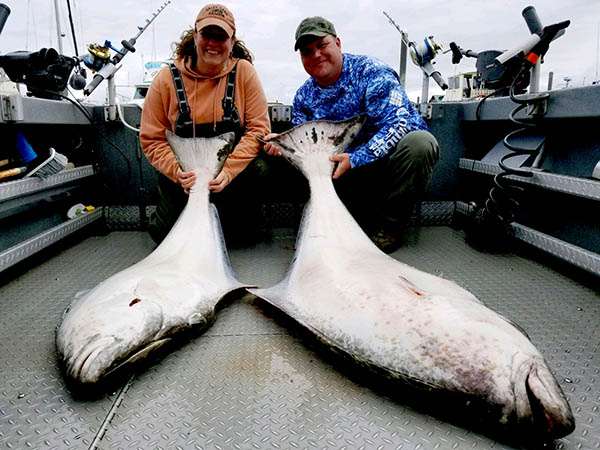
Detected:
left=172, top=28, right=254, bottom=64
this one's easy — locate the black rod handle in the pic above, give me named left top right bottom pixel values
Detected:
left=0, top=3, right=11, bottom=37
left=522, top=6, right=543, bottom=35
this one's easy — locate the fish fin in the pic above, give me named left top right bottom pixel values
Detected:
left=165, top=130, right=235, bottom=175
left=74, top=289, right=91, bottom=298
left=272, top=116, right=365, bottom=172
left=500, top=314, right=531, bottom=340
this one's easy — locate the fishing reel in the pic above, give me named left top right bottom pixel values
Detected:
left=449, top=6, right=570, bottom=96
left=449, top=43, right=530, bottom=95
left=409, top=36, right=442, bottom=66
left=82, top=39, right=137, bottom=77
left=83, top=43, right=112, bottom=72
left=408, top=36, right=448, bottom=90
left=82, top=39, right=141, bottom=96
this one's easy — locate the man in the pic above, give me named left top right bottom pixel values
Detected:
left=264, top=16, right=439, bottom=253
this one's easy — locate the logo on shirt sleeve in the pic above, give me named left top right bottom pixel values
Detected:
left=389, top=89, right=403, bottom=107
left=371, top=127, right=402, bottom=157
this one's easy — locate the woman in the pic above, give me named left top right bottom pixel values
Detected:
left=140, top=3, right=271, bottom=245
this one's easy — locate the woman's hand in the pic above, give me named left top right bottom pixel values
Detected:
left=208, top=170, right=232, bottom=193
left=177, top=167, right=197, bottom=194
left=262, top=133, right=282, bottom=156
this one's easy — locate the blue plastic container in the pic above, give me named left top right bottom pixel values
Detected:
left=15, top=131, right=37, bottom=163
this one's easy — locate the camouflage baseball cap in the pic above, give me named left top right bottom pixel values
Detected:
left=294, top=16, right=336, bottom=51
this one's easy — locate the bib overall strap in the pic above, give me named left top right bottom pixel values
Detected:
left=221, top=61, right=241, bottom=128
left=168, top=63, right=193, bottom=136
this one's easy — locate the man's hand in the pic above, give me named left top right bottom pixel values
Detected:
left=262, top=133, right=283, bottom=156
left=208, top=170, right=232, bottom=193
left=330, top=153, right=351, bottom=179
left=177, top=167, right=196, bottom=194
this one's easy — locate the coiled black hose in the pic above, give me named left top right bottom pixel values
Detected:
left=483, top=66, right=549, bottom=225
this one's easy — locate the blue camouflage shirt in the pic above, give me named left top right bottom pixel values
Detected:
left=292, top=53, right=428, bottom=168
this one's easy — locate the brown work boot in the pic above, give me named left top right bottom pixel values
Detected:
left=369, top=228, right=403, bottom=254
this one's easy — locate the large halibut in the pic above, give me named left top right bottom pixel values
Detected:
left=249, top=117, right=575, bottom=439
left=56, top=131, right=245, bottom=384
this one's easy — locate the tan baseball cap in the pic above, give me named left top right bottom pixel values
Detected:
left=195, top=4, right=236, bottom=37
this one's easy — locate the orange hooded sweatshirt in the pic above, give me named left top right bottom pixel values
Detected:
left=140, top=56, right=270, bottom=183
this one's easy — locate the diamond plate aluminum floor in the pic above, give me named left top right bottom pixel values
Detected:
left=0, top=228, right=598, bottom=450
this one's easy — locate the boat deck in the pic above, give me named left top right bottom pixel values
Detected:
left=0, top=226, right=598, bottom=450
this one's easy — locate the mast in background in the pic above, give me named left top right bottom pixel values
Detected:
left=53, top=0, right=64, bottom=54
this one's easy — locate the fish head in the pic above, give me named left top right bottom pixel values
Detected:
left=511, top=353, right=575, bottom=438
left=57, top=291, right=165, bottom=384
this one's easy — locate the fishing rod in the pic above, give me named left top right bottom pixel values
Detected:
left=383, top=10, right=409, bottom=87
left=82, top=1, right=170, bottom=97
left=382, top=11, right=409, bottom=46
left=383, top=10, right=447, bottom=117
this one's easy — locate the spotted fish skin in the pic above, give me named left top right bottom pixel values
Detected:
left=56, top=131, right=246, bottom=384
left=249, top=117, right=575, bottom=440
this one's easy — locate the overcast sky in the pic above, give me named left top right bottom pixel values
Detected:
left=1, top=0, right=598, bottom=104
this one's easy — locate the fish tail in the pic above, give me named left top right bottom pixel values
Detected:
left=165, top=131, right=235, bottom=175
left=272, top=116, right=365, bottom=173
